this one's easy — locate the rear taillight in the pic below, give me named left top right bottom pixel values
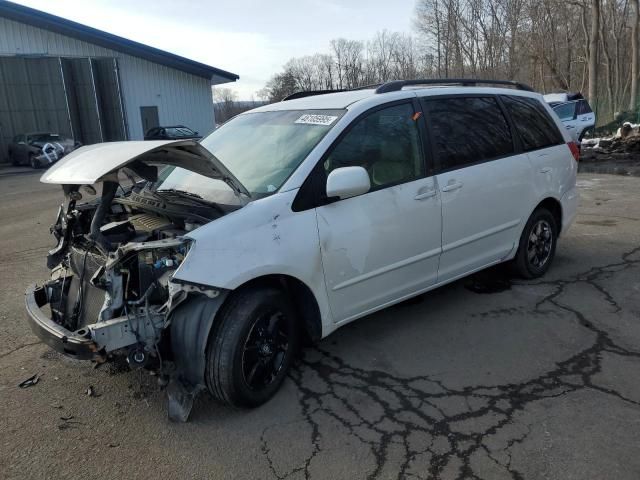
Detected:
left=567, top=141, right=580, bottom=162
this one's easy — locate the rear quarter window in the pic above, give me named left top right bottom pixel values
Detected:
left=502, top=95, right=564, bottom=151
left=576, top=99, right=593, bottom=116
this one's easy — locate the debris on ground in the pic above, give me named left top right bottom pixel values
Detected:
left=18, top=374, right=39, bottom=388
left=57, top=416, right=84, bottom=430
left=596, top=135, right=640, bottom=154
left=86, top=385, right=101, bottom=397
left=580, top=124, right=640, bottom=176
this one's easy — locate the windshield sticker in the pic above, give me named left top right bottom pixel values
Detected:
left=295, top=114, right=338, bottom=126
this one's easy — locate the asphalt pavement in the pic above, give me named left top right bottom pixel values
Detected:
left=1, top=171, right=639, bottom=480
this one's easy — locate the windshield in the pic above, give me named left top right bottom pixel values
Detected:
left=153, top=109, right=344, bottom=201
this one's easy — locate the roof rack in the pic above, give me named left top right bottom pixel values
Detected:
left=375, top=79, right=534, bottom=94
left=282, top=89, right=345, bottom=101
left=282, top=84, right=382, bottom=101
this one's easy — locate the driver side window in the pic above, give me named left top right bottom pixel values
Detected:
left=324, top=102, right=425, bottom=190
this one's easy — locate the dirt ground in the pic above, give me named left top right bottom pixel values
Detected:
left=1, top=171, right=640, bottom=480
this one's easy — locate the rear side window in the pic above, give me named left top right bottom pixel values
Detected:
left=423, top=96, right=513, bottom=171
left=502, top=95, right=564, bottom=151
left=576, top=99, right=593, bottom=116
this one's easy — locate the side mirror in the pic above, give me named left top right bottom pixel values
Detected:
left=326, top=166, right=370, bottom=200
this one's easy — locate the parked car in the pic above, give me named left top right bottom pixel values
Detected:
left=8, top=132, right=78, bottom=168
left=544, top=93, right=595, bottom=142
left=27, top=79, right=578, bottom=421
left=144, top=125, right=201, bottom=140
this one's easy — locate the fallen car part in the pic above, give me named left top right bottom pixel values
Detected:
left=18, top=374, right=39, bottom=388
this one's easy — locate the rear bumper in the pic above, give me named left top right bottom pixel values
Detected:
left=25, top=284, right=99, bottom=360
left=560, top=185, right=579, bottom=234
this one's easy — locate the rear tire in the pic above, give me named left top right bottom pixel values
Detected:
left=205, top=287, right=299, bottom=407
left=9, top=151, right=19, bottom=166
left=513, top=208, right=558, bottom=279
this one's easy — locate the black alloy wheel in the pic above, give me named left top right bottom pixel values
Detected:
left=206, top=287, right=299, bottom=407
left=241, top=310, right=290, bottom=391
left=526, top=219, right=554, bottom=269
left=513, top=207, right=558, bottom=279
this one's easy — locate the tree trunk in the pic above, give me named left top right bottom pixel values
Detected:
left=630, top=0, right=639, bottom=111
left=589, top=0, right=600, bottom=113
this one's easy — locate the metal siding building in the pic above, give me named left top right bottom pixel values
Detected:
left=0, top=1, right=238, bottom=161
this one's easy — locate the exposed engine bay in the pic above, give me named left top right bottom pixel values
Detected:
left=40, top=175, right=232, bottom=367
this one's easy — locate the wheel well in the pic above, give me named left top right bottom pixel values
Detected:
left=536, top=198, right=562, bottom=234
left=230, top=275, right=322, bottom=344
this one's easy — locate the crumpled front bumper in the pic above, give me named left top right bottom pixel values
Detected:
left=25, top=284, right=100, bottom=360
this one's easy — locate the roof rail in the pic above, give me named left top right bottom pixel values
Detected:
left=282, top=84, right=385, bottom=101
left=375, top=79, right=534, bottom=94
left=282, top=89, right=345, bottom=101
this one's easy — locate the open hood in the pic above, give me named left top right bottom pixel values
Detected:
left=40, top=139, right=250, bottom=198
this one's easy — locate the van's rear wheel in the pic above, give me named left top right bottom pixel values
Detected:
left=205, top=287, right=298, bottom=407
left=513, top=208, right=558, bottom=279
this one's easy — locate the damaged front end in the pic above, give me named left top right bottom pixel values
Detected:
left=26, top=181, right=201, bottom=368
left=26, top=140, right=247, bottom=391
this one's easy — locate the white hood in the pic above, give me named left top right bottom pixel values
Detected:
left=40, top=139, right=250, bottom=197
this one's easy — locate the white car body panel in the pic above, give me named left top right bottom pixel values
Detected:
left=435, top=153, right=535, bottom=281
left=563, top=109, right=596, bottom=141
left=316, top=176, right=441, bottom=322
left=172, top=189, right=335, bottom=333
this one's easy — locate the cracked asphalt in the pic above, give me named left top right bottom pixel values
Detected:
left=1, top=171, right=640, bottom=480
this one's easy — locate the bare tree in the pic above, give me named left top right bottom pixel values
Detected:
left=631, top=0, right=639, bottom=111
left=261, top=2, right=640, bottom=122
left=589, top=0, right=600, bottom=112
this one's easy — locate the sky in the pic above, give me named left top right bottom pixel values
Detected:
left=13, top=0, right=418, bottom=99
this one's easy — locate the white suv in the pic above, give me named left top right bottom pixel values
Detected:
left=27, top=79, right=578, bottom=420
left=544, top=93, right=596, bottom=142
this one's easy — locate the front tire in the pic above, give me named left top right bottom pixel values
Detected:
left=29, top=154, right=39, bottom=169
left=513, top=208, right=558, bottom=279
left=206, top=287, right=298, bottom=407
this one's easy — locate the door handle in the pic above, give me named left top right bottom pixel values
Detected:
left=540, top=167, right=552, bottom=174
left=414, top=189, right=437, bottom=200
left=441, top=181, right=463, bottom=192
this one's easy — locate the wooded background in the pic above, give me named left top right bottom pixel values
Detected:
left=257, top=0, right=639, bottom=125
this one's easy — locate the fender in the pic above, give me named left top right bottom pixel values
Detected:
left=173, top=189, right=334, bottom=333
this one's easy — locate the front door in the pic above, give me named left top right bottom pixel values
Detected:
left=140, top=106, right=159, bottom=137
left=316, top=101, right=442, bottom=323
left=422, top=95, right=535, bottom=281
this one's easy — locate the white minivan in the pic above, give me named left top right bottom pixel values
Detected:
left=27, top=79, right=578, bottom=420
